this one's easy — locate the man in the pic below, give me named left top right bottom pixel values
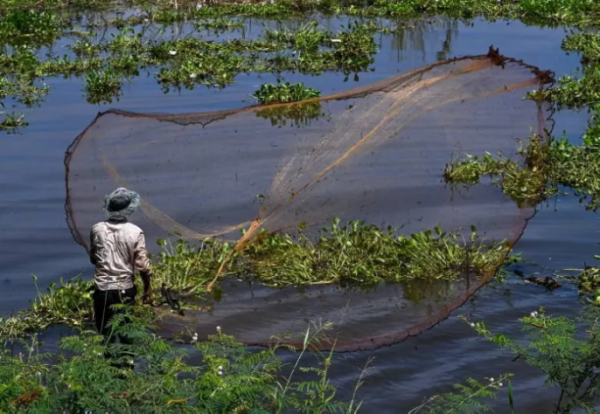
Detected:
left=90, top=187, right=153, bottom=346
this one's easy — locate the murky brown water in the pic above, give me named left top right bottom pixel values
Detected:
left=1, top=17, right=597, bottom=412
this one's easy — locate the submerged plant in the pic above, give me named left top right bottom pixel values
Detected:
left=256, top=101, right=327, bottom=127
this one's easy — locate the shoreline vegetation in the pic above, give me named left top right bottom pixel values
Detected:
left=3, top=0, right=600, bottom=412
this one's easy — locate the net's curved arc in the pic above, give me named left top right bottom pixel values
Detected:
left=65, top=49, right=553, bottom=352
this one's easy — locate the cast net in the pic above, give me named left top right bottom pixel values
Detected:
left=65, top=49, right=552, bottom=351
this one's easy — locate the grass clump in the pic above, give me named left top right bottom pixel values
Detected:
left=0, top=106, right=27, bottom=133
left=540, top=66, right=600, bottom=109
left=84, top=68, right=123, bottom=104
left=252, top=81, right=320, bottom=104
left=444, top=135, right=552, bottom=208
left=0, top=276, right=93, bottom=338
left=242, top=220, right=508, bottom=288
left=154, top=219, right=509, bottom=295
left=537, top=31, right=600, bottom=109
left=562, top=32, right=600, bottom=63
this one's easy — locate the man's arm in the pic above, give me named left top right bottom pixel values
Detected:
left=134, top=231, right=153, bottom=304
left=89, top=229, right=97, bottom=266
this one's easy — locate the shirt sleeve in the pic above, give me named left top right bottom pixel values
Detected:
left=134, top=231, right=152, bottom=273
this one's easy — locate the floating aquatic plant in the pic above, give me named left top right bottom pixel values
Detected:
left=251, top=81, right=320, bottom=104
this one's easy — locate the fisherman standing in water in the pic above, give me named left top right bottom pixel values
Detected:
left=90, top=187, right=153, bottom=348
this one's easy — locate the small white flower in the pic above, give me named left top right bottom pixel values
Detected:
left=128, top=359, right=134, bottom=365
left=218, top=370, right=224, bottom=376
left=499, top=382, right=503, bottom=387
left=490, top=377, right=494, bottom=382
left=270, top=0, right=274, bottom=3
left=169, top=50, right=177, bottom=56
left=96, top=352, right=102, bottom=356
left=190, top=73, right=197, bottom=79
left=144, top=18, right=149, bottom=22
left=192, top=332, right=198, bottom=341
left=331, top=39, right=341, bottom=43
left=36, top=371, right=42, bottom=377
left=216, top=326, right=221, bottom=332
left=218, top=365, right=223, bottom=370
left=196, top=2, right=203, bottom=9
left=530, top=311, right=538, bottom=318
left=469, top=322, right=475, bottom=327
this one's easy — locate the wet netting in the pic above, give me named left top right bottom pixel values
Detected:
left=65, top=49, right=552, bottom=351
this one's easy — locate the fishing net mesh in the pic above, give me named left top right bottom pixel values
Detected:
left=65, top=49, right=551, bottom=351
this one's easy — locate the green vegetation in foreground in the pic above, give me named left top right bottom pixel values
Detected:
left=252, top=82, right=320, bottom=104
left=461, top=305, right=600, bottom=414
left=0, top=310, right=366, bottom=413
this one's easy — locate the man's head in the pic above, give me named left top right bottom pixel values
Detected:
left=104, top=187, right=140, bottom=221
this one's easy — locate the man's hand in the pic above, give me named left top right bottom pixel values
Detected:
left=140, top=270, right=153, bottom=305
left=142, top=288, right=154, bottom=305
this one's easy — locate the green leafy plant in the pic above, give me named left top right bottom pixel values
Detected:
left=463, top=306, right=600, bottom=413
left=0, top=310, right=364, bottom=412
left=409, top=374, right=514, bottom=414
left=562, top=32, right=600, bottom=63
left=445, top=128, right=600, bottom=211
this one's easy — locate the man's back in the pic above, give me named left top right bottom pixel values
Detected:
left=91, top=220, right=150, bottom=291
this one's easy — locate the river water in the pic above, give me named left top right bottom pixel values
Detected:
left=1, top=17, right=598, bottom=412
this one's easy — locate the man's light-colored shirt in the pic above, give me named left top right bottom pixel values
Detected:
left=90, top=220, right=151, bottom=291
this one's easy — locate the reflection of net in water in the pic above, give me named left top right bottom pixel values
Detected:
left=65, top=49, right=551, bottom=351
